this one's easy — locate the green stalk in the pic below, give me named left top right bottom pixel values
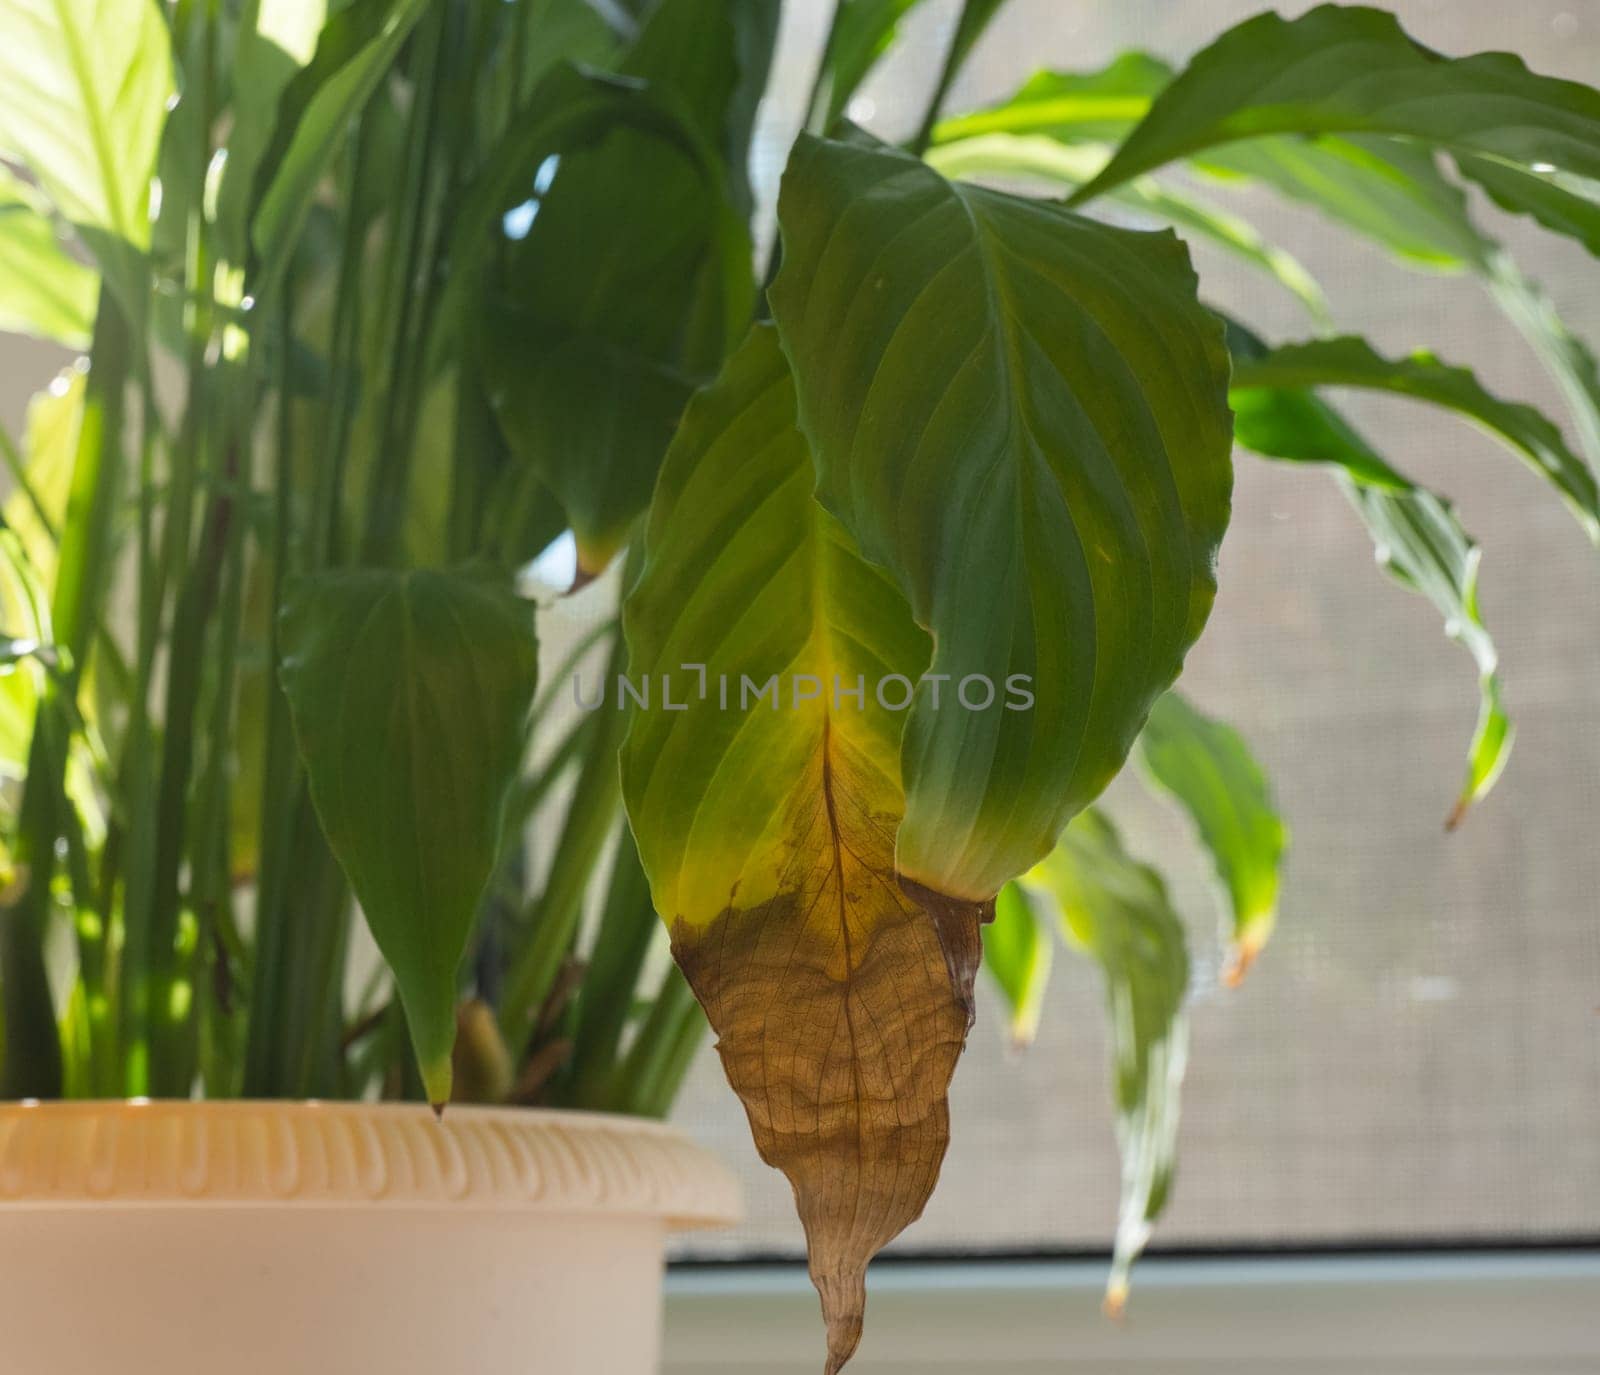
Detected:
left=360, top=1, right=448, bottom=566
left=1, top=288, right=131, bottom=1099
left=566, top=831, right=657, bottom=1107
left=498, top=627, right=629, bottom=1054
left=615, top=966, right=703, bottom=1118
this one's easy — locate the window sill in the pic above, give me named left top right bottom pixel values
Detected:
left=662, top=1250, right=1600, bottom=1372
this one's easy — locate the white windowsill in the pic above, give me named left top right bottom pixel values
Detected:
left=662, top=1250, right=1600, bottom=1372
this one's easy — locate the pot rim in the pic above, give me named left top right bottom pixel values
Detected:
left=0, top=1099, right=741, bottom=1228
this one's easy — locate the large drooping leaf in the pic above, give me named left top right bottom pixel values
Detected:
left=1023, top=808, right=1189, bottom=1315
left=249, top=0, right=431, bottom=297
left=480, top=0, right=770, bottom=581
left=0, top=0, right=171, bottom=306
left=1228, top=330, right=1512, bottom=823
left=982, top=881, right=1053, bottom=1047
left=1230, top=336, right=1600, bottom=544
left=213, top=0, right=331, bottom=266
left=1073, top=6, right=1600, bottom=206
left=0, top=168, right=98, bottom=347
left=925, top=135, right=1329, bottom=324
left=932, top=51, right=1171, bottom=145
left=1135, top=692, right=1285, bottom=983
left=621, top=325, right=981, bottom=1375
left=769, top=130, right=1234, bottom=902
left=279, top=568, right=538, bottom=1106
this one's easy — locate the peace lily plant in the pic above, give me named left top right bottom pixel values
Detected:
left=2, top=0, right=1598, bottom=1367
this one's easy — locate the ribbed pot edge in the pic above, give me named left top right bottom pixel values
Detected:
left=0, top=1101, right=741, bottom=1227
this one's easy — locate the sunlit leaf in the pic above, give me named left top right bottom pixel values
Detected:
left=932, top=51, right=1171, bottom=145
left=0, top=168, right=98, bottom=348
left=279, top=567, right=539, bottom=1106
left=0, top=0, right=171, bottom=305
left=621, top=325, right=981, bottom=1375
left=1023, top=809, right=1189, bottom=1316
left=213, top=0, right=330, bottom=266
left=250, top=0, right=431, bottom=297
left=1229, top=335, right=1600, bottom=544
left=982, top=881, right=1053, bottom=1046
left=1136, top=692, right=1285, bottom=983
left=1075, top=6, right=1600, bottom=206
left=770, top=130, right=1234, bottom=901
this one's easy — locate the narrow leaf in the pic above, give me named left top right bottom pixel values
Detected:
left=1024, top=809, right=1189, bottom=1316
left=806, top=0, right=924, bottom=133
left=1135, top=692, right=1286, bottom=983
left=982, top=881, right=1053, bottom=1046
left=621, top=326, right=982, bottom=1375
left=250, top=0, right=431, bottom=296
left=1075, top=6, right=1600, bottom=205
left=1229, top=336, right=1600, bottom=544
left=1228, top=328, right=1512, bottom=823
left=770, top=130, right=1234, bottom=901
left=278, top=568, right=539, bottom=1105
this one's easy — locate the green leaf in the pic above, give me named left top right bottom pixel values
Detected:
left=1023, top=808, right=1189, bottom=1315
left=1229, top=335, right=1600, bottom=544
left=1457, top=156, right=1600, bottom=259
left=250, top=0, right=431, bottom=297
left=621, top=324, right=981, bottom=1375
left=278, top=567, right=539, bottom=1105
left=926, top=134, right=1329, bottom=325
left=0, top=0, right=171, bottom=301
left=982, top=881, right=1053, bottom=1046
left=0, top=167, right=98, bottom=347
left=932, top=51, right=1172, bottom=145
left=1197, top=134, right=1493, bottom=272
left=479, top=3, right=765, bottom=579
left=806, top=0, right=924, bottom=133
left=1345, top=479, right=1510, bottom=828
left=1135, top=692, right=1286, bottom=982
left=1074, top=6, right=1600, bottom=206
left=769, top=130, right=1234, bottom=901
left=1227, top=327, right=1512, bottom=824
left=213, top=0, right=331, bottom=267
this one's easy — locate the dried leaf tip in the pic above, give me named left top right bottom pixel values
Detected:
left=818, top=1267, right=866, bottom=1374
left=1222, top=929, right=1266, bottom=988
left=430, top=1101, right=447, bottom=1122
left=1102, top=1278, right=1130, bottom=1322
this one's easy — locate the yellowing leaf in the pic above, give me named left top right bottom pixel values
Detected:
left=621, top=326, right=983, bottom=1374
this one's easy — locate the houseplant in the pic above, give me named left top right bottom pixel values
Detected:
left=1, top=0, right=1598, bottom=1369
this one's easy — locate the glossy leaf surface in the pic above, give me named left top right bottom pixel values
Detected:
left=770, top=130, right=1233, bottom=901
left=1024, top=809, right=1189, bottom=1314
left=621, top=326, right=980, bottom=1374
left=1136, top=692, right=1285, bottom=982
left=279, top=568, right=538, bottom=1105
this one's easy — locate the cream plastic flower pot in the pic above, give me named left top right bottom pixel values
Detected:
left=0, top=1100, right=739, bottom=1374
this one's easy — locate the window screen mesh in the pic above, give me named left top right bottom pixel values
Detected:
left=670, top=0, right=1600, bottom=1258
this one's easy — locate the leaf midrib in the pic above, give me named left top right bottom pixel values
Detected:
left=50, top=0, right=130, bottom=238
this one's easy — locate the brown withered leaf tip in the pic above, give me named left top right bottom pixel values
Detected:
left=673, top=728, right=983, bottom=1374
